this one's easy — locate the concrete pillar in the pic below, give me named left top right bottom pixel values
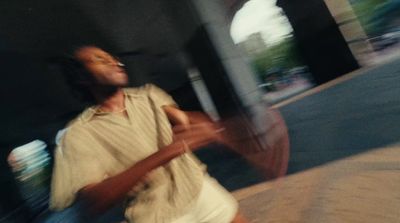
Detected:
left=324, top=0, right=376, bottom=66
left=187, top=0, right=264, bottom=113
left=277, top=0, right=360, bottom=84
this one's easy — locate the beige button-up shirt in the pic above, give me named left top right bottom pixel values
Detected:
left=50, top=84, right=205, bottom=223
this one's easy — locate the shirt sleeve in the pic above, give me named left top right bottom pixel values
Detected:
left=145, top=84, right=177, bottom=108
left=50, top=126, right=106, bottom=211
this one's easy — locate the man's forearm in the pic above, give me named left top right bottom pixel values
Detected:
left=78, top=122, right=219, bottom=214
left=79, top=142, right=183, bottom=213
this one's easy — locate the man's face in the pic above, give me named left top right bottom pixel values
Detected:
left=75, top=46, right=129, bottom=87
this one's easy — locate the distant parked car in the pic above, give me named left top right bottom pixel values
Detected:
left=287, top=66, right=308, bottom=76
left=370, top=28, right=400, bottom=51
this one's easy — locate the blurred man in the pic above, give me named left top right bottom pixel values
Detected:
left=50, top=46, right=248, bottom=223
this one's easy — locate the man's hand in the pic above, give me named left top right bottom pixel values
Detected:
left=172, top=123, right=226, bottom=152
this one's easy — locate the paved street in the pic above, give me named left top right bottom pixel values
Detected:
left=278, top=55, right=400, bottom=174
left=233, top=55, right=400, bottom=222
left=196, top=54, right=400, bottom=192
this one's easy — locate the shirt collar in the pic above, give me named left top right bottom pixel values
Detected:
left=78, top=88, right=139, bottom=123
left=78, top=107, right=98, bottom=123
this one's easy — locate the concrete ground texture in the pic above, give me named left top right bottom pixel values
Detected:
left=233, top=53, right=400, bottom=222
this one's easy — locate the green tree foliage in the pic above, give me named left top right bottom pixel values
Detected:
left=251, top=36, right=303, bottom=81
left=350, top=0, right=390, bottom=36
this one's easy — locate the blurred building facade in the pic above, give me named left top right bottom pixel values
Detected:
left=226, top=0, right=363, bottom=84
left=238, top=32, right=268, bottom=56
